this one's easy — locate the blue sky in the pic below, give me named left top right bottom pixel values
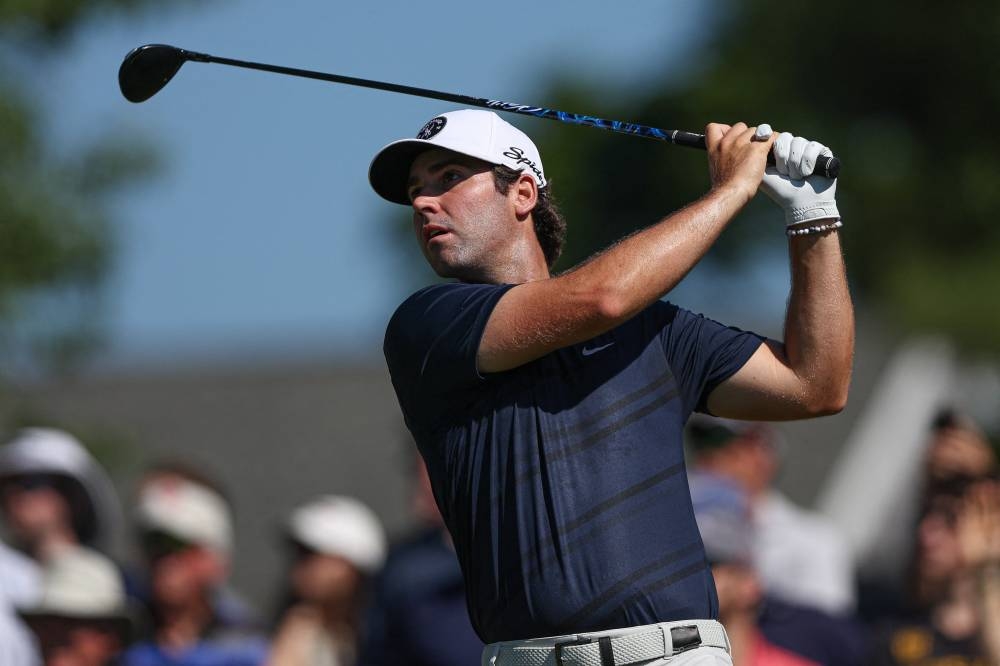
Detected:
left=33, top=0, right=792, bottom=367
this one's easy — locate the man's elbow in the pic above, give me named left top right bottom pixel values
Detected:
left=805, top=383, right=850, bottom=416
left=591, top=288, right=631, bottom=323
left=561, top=274, right=636, bottom=326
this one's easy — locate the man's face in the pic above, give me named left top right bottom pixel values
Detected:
left=27, top=617, right=122, bottom=666
left=407, top=148, right=513, bottom=280
left=288, top=542, right=363, bottom=606
left=916, top=496, right=963, bottom=583
left=142, top=531, right=224, bottom=608
left=0, top=474, right=73, bottom=545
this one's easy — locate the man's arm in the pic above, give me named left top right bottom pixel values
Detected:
left=707, top=130, right=854, bottom=419
left=479, top=122, right=772, bottom=373
left=707, top=229, right=853, bottom=419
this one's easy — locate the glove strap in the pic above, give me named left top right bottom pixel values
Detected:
left=785, top=199, right=840, bottom=227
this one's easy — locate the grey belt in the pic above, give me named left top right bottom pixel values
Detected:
left=486, top=619, right=730, bottom=666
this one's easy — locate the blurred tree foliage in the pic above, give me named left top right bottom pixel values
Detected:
left=524, top=1, right=1000, bottom=353
left=0, top=0, right=161, bottom=375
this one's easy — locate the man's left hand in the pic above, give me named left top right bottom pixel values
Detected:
left=759, top=131, right=840, bottom=227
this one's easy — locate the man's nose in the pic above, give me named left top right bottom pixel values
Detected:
left=412, top=193, right=441, bottom=216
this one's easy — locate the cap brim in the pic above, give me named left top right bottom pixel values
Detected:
left=368, top=139, right=442, bottom=205
left=20, top=610, right=135, bottom=643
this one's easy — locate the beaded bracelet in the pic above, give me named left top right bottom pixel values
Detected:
left=786, top=220, right=843, bottom=237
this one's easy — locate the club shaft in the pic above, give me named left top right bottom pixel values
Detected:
left=183, top=49, right=839, bottom=178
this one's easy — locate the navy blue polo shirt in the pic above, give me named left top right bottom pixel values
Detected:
left=383, top=282, right=764, bottom=643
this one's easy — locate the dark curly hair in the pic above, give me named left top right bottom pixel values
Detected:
left=491, top=165, right=566, bottom=269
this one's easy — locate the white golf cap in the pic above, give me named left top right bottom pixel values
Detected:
left=287, top=495, right=386, bottom=574
left=369, top=109, right=547, bottom=205
left=135, top=477, right=233, bottom=554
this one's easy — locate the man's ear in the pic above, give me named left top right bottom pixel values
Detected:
left=512, top=173, right=538, bottom=219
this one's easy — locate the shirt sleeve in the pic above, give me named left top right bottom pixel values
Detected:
left=383, top=282, right=513, bottom=432
left=661, top=304, right=765, bottom=415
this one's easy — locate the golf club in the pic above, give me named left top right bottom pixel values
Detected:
left=119, top=44, right=840, bottom=178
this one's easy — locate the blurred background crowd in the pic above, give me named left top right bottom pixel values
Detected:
left=0, top=426, right=484, bottom=666
left=1, top=411, right=997, bottom=665
left=3, top=0, right=1000, bottom=665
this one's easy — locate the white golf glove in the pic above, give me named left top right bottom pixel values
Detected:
left=757, top=126, right=840, bottom=227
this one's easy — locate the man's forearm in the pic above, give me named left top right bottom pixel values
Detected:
left=558, top=184, right=748, bottom=322
left=783, top=229, right=854, bottom=413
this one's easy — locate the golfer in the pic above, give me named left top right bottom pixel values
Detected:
left=370, top=109, right=853, bottom=666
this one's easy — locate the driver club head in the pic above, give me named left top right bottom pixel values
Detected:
left=118, top=44, right=192, bottom=103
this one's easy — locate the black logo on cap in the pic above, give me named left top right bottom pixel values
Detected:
left=416, top=117, right=447, bottom=140
left=502, top=146, right=544, bottom=183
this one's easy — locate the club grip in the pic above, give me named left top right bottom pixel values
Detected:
left=683, top=132, right=839, bottom=179
left=767, top=152, right=841, bottom=179
left=780, top=153, right=840, bottom=180
left=820, top=155, right=841, bottom=179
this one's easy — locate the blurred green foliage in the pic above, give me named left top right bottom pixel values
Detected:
left=0, top=0, right=161, bottom=375
left=526, top=1, right=1000, bottom=353
left=0, top=0, right=153, bottom=40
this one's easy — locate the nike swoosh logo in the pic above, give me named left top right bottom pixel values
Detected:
left=581, top=342, right=615, bottom=357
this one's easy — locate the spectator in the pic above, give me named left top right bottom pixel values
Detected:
left=860, top=408, right=1000, bottom=620
left=869, top=476, right=1000, bottom=665
left=357, top=456, right=483, bottom=666
left=0, top=428, right=122, bottom=562
left=924, top=408, right=997, bottom=485
left=19, top=546, right=134, bottom=666
left=123, top=462, right=258, bottom=631
left=268, top=495, right=386, bottom=666
left=690, top=473, right=867, bottom=666
left=687, top=417, right=855, bottom=615
left=1, top=538, right=41, bottom=665
left=957, top=479, right=1000, bottom=662
left=1, top=427, right=124, bottom=666
left=121, top=474, right=267, bottom=666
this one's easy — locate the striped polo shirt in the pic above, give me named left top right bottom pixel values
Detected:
left=384, top=282, right=763, bottom=643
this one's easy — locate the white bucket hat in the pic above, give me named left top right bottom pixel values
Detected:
left=19, top=546, right=133, bottom=640
left=369, top=109, right=546, bottom=205
left=287, top=495, right=386, bottom=575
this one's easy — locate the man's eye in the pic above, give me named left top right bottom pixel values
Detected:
left=442, top=171, right=461, bottom=184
